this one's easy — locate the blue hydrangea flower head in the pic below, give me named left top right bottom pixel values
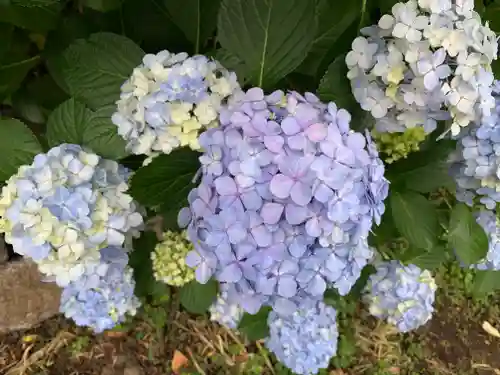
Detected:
left=112, top=50, right=241, bottom=163
left=265, top=301, right=339, bottom=375
left=364, top=260, right=437, bottom=332
left=59, top=246, right=140, bottom=333
left=451, top=81, right=500, bottom=209
left=466, top=209, right=500, bottom=270
left=209, top=285, right=244, bottom=329
left=179, top=88, right=389, bottom=316
left=0, top=144, right=144, bottom=286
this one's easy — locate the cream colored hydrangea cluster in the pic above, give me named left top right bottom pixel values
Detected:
left=347, top=0, right=497, bottom=137
left=151, top=230, right=194, bottom=286
left=112, top=50, right=241, bottom=164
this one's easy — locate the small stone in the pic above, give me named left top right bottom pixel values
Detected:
left=0, top=259, right=61, bottom=332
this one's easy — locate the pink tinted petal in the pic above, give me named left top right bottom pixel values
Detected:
left=264, top=135, right=284, bottom=153
left=281, top=117, right=301, bottom=135
left=236, top=174, right=255, bottom=188
left=285, top=204, right=310, bottom=224
left=270, top=174, right=294, bottom=199
left=287, top=134, right=307, bottom=150
left=305, top=122, right=327, bottom=142
left=215, top=176, right=237, bottom=195
left=230, top=111, right=250, bottom=124
left=261, top=202, right=284, bottom=225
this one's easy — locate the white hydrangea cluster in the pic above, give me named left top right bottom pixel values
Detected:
left=112, top=50, right=241, bottom=163
left=209, top=286, right=244, bottom=329
left=346, top=0, right=497, bottom=137
left=0, top=144, right=144, bottom=287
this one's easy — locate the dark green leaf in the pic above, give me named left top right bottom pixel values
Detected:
left=179, top=279, right=218, bottom=314
left=11, top=89, right=46, bottom=124
left=128, top=148, right=200, bottom=211
left=317, top=54, right=357, bottom=112
left=0, top=2, right=62, bottom=32
left=26, top=74, right=68, bottom=110
left=130, top=231, right=158, bottom=299
left=217, top=0, right=317, bottom=88
left=390, top=192, right=439, bottom=250
left=165, top=0, right=220, bottom=53
left=82, top=0, right=122, bottom=12
left=0, top=118, right=42, bottom=181
left=378, top=0, right=399, bottom=14
left=298, top=0, right=359, bottom=76
left=46, top=98, right=128, bottom=160
left=59, top=32, right=144, bottom=109
left=0, top=23, right=13, bottom=63
left=402, top=160, right=455, bottom=193
left=0, top=56, right=40, bottom=100
left=399, top=246, right=448, bottom=271
left=238, top=306, right=272, bottom=341
left=472, top=270, right=500, bottom=297
left=11, top=0, right=60, bottom=5
left=449, top=203, right=489, bottom=266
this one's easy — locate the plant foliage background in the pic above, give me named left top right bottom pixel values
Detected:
left=1, top=0, right=500, bottom=373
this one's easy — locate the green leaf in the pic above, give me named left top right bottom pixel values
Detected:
left=238, top=307, right=272, bottom=341
left=59, top=32, right=144, bottom=110
left=128, top=148, right=200, bottom=212
left=179, top=279, right=218, bottom=314
left=390, top=192, right=439, bottom=250
left=449, top=203, right=489, bottom=266
left=212, top=49, right=247, bottom=83
left=130, top=231, right=158, bottom=299
left=82, top=0, right=122, bottom=12
left=11, top=0, right=60, bottom=5
left=0, top=23, right=13, bottom=63
left=11, top=89, right=47, bottom=124
left=0, top=56, right=40, bottom=100
left=46, top=98, right=128, bottom=160
left=401, top=160, right=455, bottom=193
left=298, top=0, right=359, bottom=76
left=317, top=54, right=357, bottom=112
left=0, top=2, right=62, bottom=32
left=165, top=0, right=221, bottom=53
left=399, top=246, right=448, bottom=271
left=217, top=0, right=317, bottom=88
left=472, top=270, right=500, bottom=297
left=0, top=118, right=42, bottom=181
left=26, top=74, right=68, bottom=110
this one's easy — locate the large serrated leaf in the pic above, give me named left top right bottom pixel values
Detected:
left=449, top=203, right=489, bottom=266
left=217, top=0, right=317, bottom=88
left=165, top=0, right=221, bottom=53
left=0, top=2, right=62, bottom=32
left=472, top=270, right=500, bottom=297
left=59, top=33, right=144, bottom=110
left=128, top=149, right=200, bottom=211
left=179, top=280, right=218, bottom=314
left=399, top=246, right=448, bottom=271
left=0, top=56, right=40, bottom=100
left=317, top=55, right=357, bottom=112
left=238, top=307, right=272, bottom=341
left=46, top=98, right=128, bottom=160
left=390, top=192, right=439, bottom=250
left=0, top=118, right=42, bottom=181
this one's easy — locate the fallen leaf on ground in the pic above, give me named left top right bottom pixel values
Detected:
left=482, top=321, right=500, bottom=338
left=172, top=350, right=189, bottom=373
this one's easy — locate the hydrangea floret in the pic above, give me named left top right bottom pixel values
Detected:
left=0, top=144, right=144, bottom=287
left=372, top=127, right=427, bottom=163
left=179, top=88, right=389, bottom=316
left=111, top=50, right=241, bottom=163
left=265, top=301, right=339, bottom=375
left=364, top=260, right=437, bottom=332
left=451, top=81, right=500, bottom=209
left=209, top=285, right=244, bottom=329
left=346, top=0, right=497, bottom=137
left=151, top=230, right=195, bottom=286
left=60, top=245, right=140, bottom=333
left=470, top=209, right=500, bottom=270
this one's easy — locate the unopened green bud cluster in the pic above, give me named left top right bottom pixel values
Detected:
left=151, top=230, right=195, bottom=287
left=372, top=127, right=426, bottom=164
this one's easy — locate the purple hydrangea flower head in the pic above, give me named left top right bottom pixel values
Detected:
left=179, top=89, right=389, bottom=315
left=0, top=144, right=144, bottom=287
left=59, top=246, right=140, bottom=333
left=112, top=51, right=241, bottom=163
left=265, top=301, right=339, bottom=375
left=364, top=260, right=437, bottom=332
left=451, top=82, right=500, bottom=209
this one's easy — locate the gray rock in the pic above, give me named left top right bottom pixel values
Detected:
left=0, top=259, right=61, bottom=332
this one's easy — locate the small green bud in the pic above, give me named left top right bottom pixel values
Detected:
left=372, top=127, right=426, bottom=164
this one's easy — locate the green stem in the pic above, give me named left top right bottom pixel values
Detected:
left=358, top=0, right=368, bottom=30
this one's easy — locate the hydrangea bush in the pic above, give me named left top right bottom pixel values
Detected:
left=0, top=0, right=499, bottom=373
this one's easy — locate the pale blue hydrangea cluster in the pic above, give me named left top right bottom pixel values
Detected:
left=451, top=82, right=500, bottom=209
left=0, top=144, right=144, bottom=287
left=471, top=209, right=500, bottom=270
left=60, top=245, right=140, bottom=333
left=364, top=260, right=437, bottom=332
left=179, top=88, right=389, bottom=316
left=112, top=50, right=240, bottom=163
left=265, top=302, right=339, bottom=375
left=209, top=285, right=244, bottom=329
left=347, top=0, right=497, bottom=137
